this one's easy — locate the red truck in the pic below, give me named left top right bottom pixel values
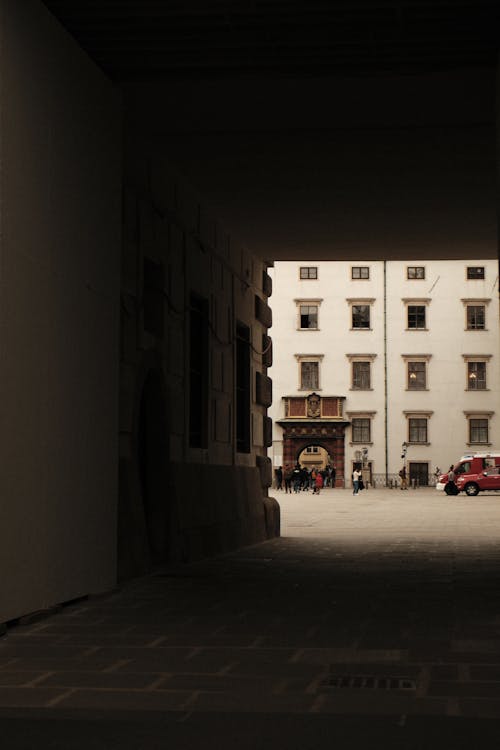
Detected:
left=436, top=452, right=500, bottom=496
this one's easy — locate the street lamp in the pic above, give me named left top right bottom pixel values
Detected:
left=401, top=441, right=408, bottom=460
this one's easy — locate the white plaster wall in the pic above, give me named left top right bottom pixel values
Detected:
left=0, top=0, right=121, bottom=622
left=269, top=260, right=499, bottom=480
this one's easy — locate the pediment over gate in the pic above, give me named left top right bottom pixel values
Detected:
left=281, top=393, right=346, bottom=420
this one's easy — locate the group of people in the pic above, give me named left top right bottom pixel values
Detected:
left=274, top=464, right=337, bottom=494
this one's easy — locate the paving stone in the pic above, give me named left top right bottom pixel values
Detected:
left=0, top=672, right=48, bottom=687
left=458, top=699, right=500, bottom=718
left=54, top=689, right=193, bottom=711
left=191, top=691, right=316, bottom=713
left=37, top=672, right=160, bottom=689
left=428, top=681, right=500, bottom=698
left=0, top=688, right=67, bottom=707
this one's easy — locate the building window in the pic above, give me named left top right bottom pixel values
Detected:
left=352, top=304, right=370, bottom=329
left=407, top=266, right=425, bottom=280
left=467, top=361, right=487, bottom=390
left=469, top=418, right=489, bottom=443
left=189, top=293, right=209, bottom=448
left=407, top=305, right=426, bottom=329
left=408, top=361, right=426, bottom=390
left=352, top=361, right=371, bottom=390
left=300, top=361, right=319, bottom=390
left=352, top=418, right=371, bottom=443
left=299, top=304, right=318, bottom=329
left=352, top=266, right=369, bottom=279
left=300, top=266, right=318, bottom=279
left=306, top=446, right=320, bottom=454
left=467, top=266, right=485, bottom=280
left=466, top=305, right=486, bottom=330
left=236, top=322, right=251, bottom=453
left=409, top=417, right=428, bottom=444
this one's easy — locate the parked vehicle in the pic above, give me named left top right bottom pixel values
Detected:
left=436, top=452, right=500, bottom=496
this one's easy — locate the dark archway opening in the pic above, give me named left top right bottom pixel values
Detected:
left=138, top=369, right=170, bottom=564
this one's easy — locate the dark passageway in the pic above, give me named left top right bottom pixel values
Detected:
left=2, top=2, right=500, bottom=747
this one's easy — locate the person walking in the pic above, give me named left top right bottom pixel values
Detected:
left=274, top=466, right=283, bottom=490
left=399, top=465, right=408, bottom=490
left=330, top=465, right=336, bottom=489
left=313, top=470, right=324, bottom=495
left=445, top=465, right=458, bottom=496
left=352, top=466, right=361, bottom=495
left=292, top=464, right=301, bottom=493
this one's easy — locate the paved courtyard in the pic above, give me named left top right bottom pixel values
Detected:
left=3, top=487, right=500, bottom=747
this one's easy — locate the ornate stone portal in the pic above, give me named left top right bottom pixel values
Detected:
left=277, top=393, right=350, bottom=486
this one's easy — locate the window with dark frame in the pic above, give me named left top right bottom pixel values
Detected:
left=300, top=267, right=318, bottom=279
left=300, top=361, right=319, bottom=390
left=467, top=267, right=485, bottom=280
left=407, top=266, right=425, bottom=279
left=407, top=305, right=426, bottom=329
left=466, top=305, right=486, bottom=330
left=409, top=417, right=427, bottom=443
left=408, top=361, right=426, bottom=390
left=352, top=266, right=369, bottom=279
left=299, top=304, right=318, bottom=329
left=469, top=418, right=489, bottom=443
left=189, top=293, right=209, bottom=449
left=236, top=322, right=251, bottom=453
left=352, top=418, right=370, bottom=443
left=352, top=361, right=371, bottom=390
left=467, top=361, right=487, bottom=390
left=352, top=304, right=370, bottom=329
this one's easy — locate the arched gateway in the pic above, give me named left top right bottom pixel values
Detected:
left=277, top=393, right=350, bottom=487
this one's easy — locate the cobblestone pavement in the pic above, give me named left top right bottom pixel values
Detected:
left=3, top=487, right=500, bottom=747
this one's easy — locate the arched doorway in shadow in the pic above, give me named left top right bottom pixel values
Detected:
left=137, top=369, right=170, bottom=565
left=297, top=444, right=331, bottom=471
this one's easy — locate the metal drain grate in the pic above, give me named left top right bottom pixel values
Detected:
left=321, top=675, right=417, bottom=691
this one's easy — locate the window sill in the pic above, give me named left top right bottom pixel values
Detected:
left=405, top=328, right=428, bottom=332
left=407, top=442, right=431, bottom=446
left=297, top=328, right=320, bottom=331
left=298, top=387, right=322, bottom=391
left=465, top=388, right=490, bottom=392
left=406, top=388, right=429, bottom=392
left=350, top=441, right=374, bottom=446
left=349, top=388, right=373, bottom=391
left=350, top=328, right=372, bottom=332
left=465, top=328, right=488, bottom=332
left=467, top=442, right=492, bottom=447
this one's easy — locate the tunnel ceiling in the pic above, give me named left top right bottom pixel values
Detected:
left=42, top=1, right=500, bottom=80
left=42, top=1, right=500, bottom=261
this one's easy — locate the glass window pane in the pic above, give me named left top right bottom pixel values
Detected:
left=408, top=305, right=426, bottom=329
left=468, top=361, right=486, bottom=389
left=467, top=305, right=485, bottom=330
left=299, top=305, right=318, bottom=329
left=407, top=266, right=425, bottom=279
left=352, top=418, right=370, bottom=443
left=352, top=305, right=370, bottom=328
left=470, top=419, right=488, bottom=443
left=300, top=267, right=318, bottom=279
left=408, top=361, right=426, bottom=389
left=352, top=361, right=371, bottom=389
left=467, top=267, right=485, bottom=279
left=409, top=418, right=427, bottom=443
left=352, top=267, right=369, bottom=279
left=301, top=361, right=319, bottom=389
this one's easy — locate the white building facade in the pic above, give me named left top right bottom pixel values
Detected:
left=269, top=260, right=500, bottom=487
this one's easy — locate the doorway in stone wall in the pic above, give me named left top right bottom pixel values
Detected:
left=138, top=369, right=170, bottom=564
